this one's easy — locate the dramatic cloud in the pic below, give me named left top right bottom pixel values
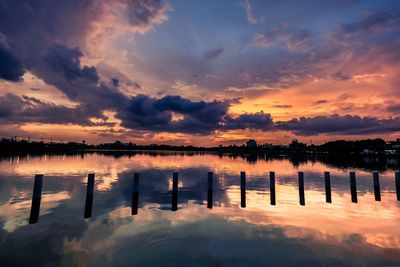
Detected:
left=0, top=0, right=97, bottom=63
left=37, top=43, right=127, bottom=117
left=223, top=112, right=274, bottom=131
left=0, top=40, right=277, bottom=135
left=118, top=94, right=230, bottom=134
left=0, top=93, right=101, bottom=125
left=276, top=114, right=400, bottom=136
left=0, top=0, right=170, bottom=83
left=44, top=44, right=99, bottom=83
left=117, top=95, right=276, bottom=134
left=0, top=33, right=24, bottom=81
left=0, top=1, right=399, bottom=143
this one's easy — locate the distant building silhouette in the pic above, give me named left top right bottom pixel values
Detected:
left=246, top=139, right=257, bottom=148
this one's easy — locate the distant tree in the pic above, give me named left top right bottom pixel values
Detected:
left=289, top=139, right=307, bottom=152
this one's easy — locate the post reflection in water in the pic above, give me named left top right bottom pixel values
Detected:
left=171, top=172, right=178, bottom=211
left=28, top=174, right=43, bottom=224
left=240, top=171, right=246, bottom=208
left=350, top=172, right=358, bottom=203
left=396, top=171, right=400, bottom=201
left=84, top=173, right=95, bottom=218
left=373, top=171, right=381, bottom=202
left=324, top=171, right=332, bottom=203
left=298, top=172, right=305, bottom=206
left=131, top=173, right=139, bottom=215
left=269, top=171, right=276, bottom=206
left=207, top=172, right=213, bottom=209
left=1, top=152, right=400, bottom=266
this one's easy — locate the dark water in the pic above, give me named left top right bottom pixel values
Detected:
left=0, top=152, right=399, bottom=266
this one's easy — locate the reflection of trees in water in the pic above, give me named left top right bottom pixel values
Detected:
left=312, top=154, right=399, bottom=171
left=226, top=152, right=399, bottom=171
left=0, top=150, right=399, bottom=171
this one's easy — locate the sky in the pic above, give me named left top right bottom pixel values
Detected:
left=0, top=0, right=400, bottom=146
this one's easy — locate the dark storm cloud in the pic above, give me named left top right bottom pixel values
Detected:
left=37, top=44, right=127, bottom=118
left=276, top=114, right=400, bottom=136
left=1, top=38, right=399, bottom=136
left=0, top=0, right=172, bottom=128
left=0, top=33, right=25, bottom=81
left=0, top=0, right=170, bottom=84
left=0, top=0, right=96, bottom=65
left=203, top=48, right=224, bottom=61
left=117, top=94, right=230, bottom=134
left=223, top=112, right=274, bottom=131
left=117, top=95, right=277, bottom=134
left=0, top=0, right=101, bottom=105
left=44, top=44, right=99, bottom=83
left=1, top=40, right=274, bottom=134
left=0, top=93, right=113, bottom=125
left=337, top=9, right=400, bottom=35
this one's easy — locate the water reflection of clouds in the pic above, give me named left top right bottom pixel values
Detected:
left=0, top=191, right=70, bottom=232
left=0, top=153, right=399, bottom=266
left=74, top=204, right=400, bottom=266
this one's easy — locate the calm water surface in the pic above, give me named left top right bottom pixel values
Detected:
left=0, top=152, right=399, bottom=266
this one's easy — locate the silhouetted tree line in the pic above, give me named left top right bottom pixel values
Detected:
left=1, top=137, right=399, bottom=170
left=0, top=138, right=91, bottom=154
left=0, top=137, right=399, bottom=155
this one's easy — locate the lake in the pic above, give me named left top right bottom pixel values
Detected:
left=0, top=152, right=399, bottom=266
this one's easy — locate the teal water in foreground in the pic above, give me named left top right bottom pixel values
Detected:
left=0, top=153, right=399, bottom=266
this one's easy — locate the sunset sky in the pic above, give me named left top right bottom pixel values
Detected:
left=0, top=0, right=400, bottom=146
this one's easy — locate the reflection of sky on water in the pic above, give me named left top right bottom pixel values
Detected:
left=0, top=153, right=399, bottom=266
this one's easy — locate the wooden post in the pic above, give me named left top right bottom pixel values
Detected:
left=132, top=173, right=139, bottom=215
left=324, top=172, right=332, bottom=203
left=298, top=172, right=305, bottom=206
left=171, top=172, right=178, bottom=211
left=240, top=172, right=246, bottom=208
left=29, top=174, right=43, bottom=224
left=270, top=171, right=276, bottom=205
left=395, top=171, right=400, bottom=201
left=373, top=172, right=381, bottom=202
left=207, top=172, right=213, bottom=209
left=350, top=172, right=357, bottom=203
left=84, top=173, right=95, bottom=218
